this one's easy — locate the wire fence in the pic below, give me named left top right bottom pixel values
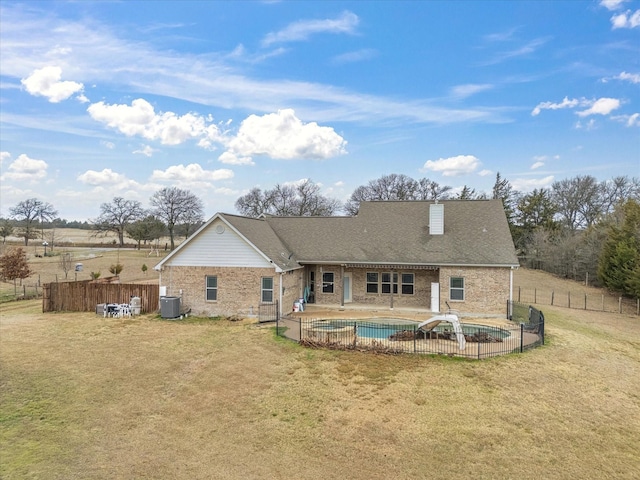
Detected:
left=514, top=286, right=639, bottom=315
left=276, top=304, right=544, bottom=360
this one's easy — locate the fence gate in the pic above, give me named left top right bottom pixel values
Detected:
left=258, top=300, right=279, bottom=322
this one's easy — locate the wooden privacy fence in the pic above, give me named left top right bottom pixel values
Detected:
left=43, top=281, right=160, bottom=314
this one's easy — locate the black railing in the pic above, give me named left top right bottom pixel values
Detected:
left=276, top=312, right=545, bottom=359
left=258, top=300, right=279, bottom=323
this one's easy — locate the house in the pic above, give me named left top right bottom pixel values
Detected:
left=153, top=200, right=519, bottom=317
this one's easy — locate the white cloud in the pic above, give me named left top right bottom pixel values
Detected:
left=262, top=11, right=359, bottom=46
left=611, top=113, right=640, bottom=127
left=0, top=151, right=11, bottom=165
left=450, top=84, right=493, bottom=99
left=150, top=163, right=234, bottom=182
left=531, top=161, right=545, bottom=170
left=421, top=155, right=481, bottom=177
left=218, top=151, right=255, bottom=166
left=21, top=66, right=84, bottom=103
left=219, top=109, right=347, bottom=165
left=611, top=9, right=640, bottom=28
left=575, top=119, right=597, bottom=130
left=1, top=154, right=49, bottom=181
left=604, top=71, right=640, bottom=83
left=331, top=49, right=377, bottom=65
left=600, top=0, right=629, bottom=11
left=88, top=98, right=209, bottom=145
left=100, top=140, right=115, bottom=149
left=625, top=113, right=640, bottom=127
left=478, top=169, right=492, bottom=177
left=77, top=168, right=128, bottom=185
left=533, top=97, right=621, bottom=118
left=531, top=96, right=581, bottom=116
left=133, top=145, right=157, bottom=157
left=576, top=98, right=621, bottom=117
left=511, top=175, right=555, bottom=192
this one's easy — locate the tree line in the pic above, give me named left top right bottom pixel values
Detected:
left=234, top=174, right=639, bottom=297
left=2, top=187, right=205, bottom=251
left=3, top=174, right=639, bottom=297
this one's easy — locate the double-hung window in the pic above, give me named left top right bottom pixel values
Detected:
left=206, top=275, right=218, bottom=301
left=381, top=273, right=398, bottom=294
left=366, top=272, right=379, bottom=293
left=261, top=277, right=274, bottom=303
left=450, top=277, right=465, bottom=301
left=401, top=273, right=414, bottom=295
left=322, top=272, right=334, bottom=293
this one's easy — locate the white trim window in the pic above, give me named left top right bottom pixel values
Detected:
left=366, top=272, right=379, bottom=293
left=382, top=272, right=398, bottom=294
left=206, top=275, right=218, bottom=301
left=401, top=273, right=414, bottom=295
left=450, top=277, right=465, bottom=301
left=261, top=277, right=274, bottom=303
left=322, top=272, right=334, bottom=293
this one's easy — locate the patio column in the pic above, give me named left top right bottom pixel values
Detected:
left=340, top=265, right=345, bottom=310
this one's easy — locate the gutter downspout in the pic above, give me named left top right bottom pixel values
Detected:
left=340, top=265, right=345, bottom=311
left=509, top=266, right=515, bottom=319
left=279, top=271, right=284, bottom=318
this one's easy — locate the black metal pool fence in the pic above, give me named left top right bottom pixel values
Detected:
left=276, top=302, right=544, bottom=359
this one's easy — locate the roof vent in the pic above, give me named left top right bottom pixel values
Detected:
left=429, top=203, right=444, bottom=235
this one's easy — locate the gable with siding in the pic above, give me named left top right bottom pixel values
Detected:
left=162, top=217, right=273, bottom=268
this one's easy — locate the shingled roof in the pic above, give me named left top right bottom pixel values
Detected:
left=261, top=200, right=518, bottom=268
left=157, top=200, right=519, bottom=272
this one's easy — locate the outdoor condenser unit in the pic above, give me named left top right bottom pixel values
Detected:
left=160, top=296, right=181, bottom=319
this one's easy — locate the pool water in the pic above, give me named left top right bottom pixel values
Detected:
left=312, top=320, right=510, bottom=340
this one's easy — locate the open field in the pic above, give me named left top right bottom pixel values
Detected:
left=1, top=268, right=639, bottom=479
left=0, top=243, right=167, bottom=300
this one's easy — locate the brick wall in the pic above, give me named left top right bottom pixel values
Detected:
left=310, top=265, right=438, bottom=310
left=439, top=266, right=511, bottom=314
left=309, top=264, right=510, bottom=314
left=161, top=266, right=302, bottom=317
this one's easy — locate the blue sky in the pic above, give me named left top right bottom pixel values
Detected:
left=1, top=0, right=638, bottom=221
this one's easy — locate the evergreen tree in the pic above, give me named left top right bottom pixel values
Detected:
left=597, top=199, right=640, bottom=297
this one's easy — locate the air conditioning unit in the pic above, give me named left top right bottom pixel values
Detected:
left=160, top=296, right=181, bottom=319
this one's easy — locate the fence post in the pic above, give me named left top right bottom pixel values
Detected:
left=534, top=288, right=537, bottom=304
left=619, top=297, right=622, bottom=314
left=602, top=294, right=605, bottom=312
left=299, top=318, right=302, bottom=341
left=518, top=286, right=521, bottom=302
left=520, top=323, right=524, bottom=353
left=584, top=294, right=587, bottom=310
left=568, top=291, right=571, bottom=309
left=551, top=291, right=554, bottom=306
left=413, top=325, right=416, bottom=353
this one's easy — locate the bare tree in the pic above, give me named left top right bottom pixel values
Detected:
left=235, top=180, right=341, bottom=217
left=455, top=185, right=486, bottom=200
left=552, top=175, right=602, bottom=230
left=416, top=178, right=452, bottom=201
left=344, top=174, right=451, bottom=215
left=93, top=197, right=145, bottom=247
left=150, top=187, right=204, bottom=250
left=600, top=176, right=640, bottom=215
left=9, top=198, right=58, bottom=246
left=58, top=252, right=73, bottom=279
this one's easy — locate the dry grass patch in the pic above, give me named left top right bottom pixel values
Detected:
left=1, top=294, right=639, bottom=479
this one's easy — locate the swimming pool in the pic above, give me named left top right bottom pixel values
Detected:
left=310, top=319, right=510, bottom=340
